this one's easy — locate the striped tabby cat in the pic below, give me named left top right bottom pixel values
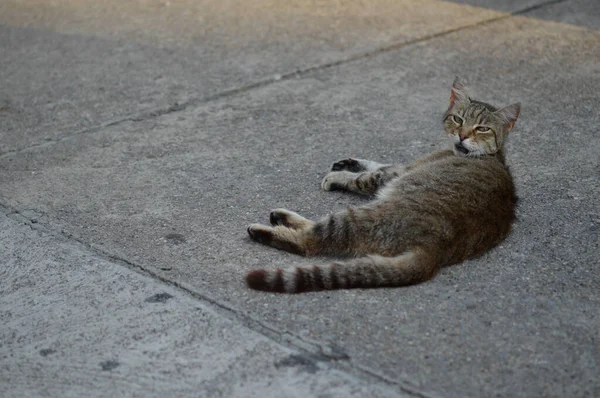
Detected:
left=246, top=78, right=520, bottom=293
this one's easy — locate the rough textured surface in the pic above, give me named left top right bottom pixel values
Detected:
left=452, top=0, right=600, bottom=28
left=449, top=0, right=550, bottom=12
left=0, top=212, right=404, bottom=398
left=524, top=0, right=600, bottom=29
left=0, top=0, right=504, bottom=154
left=1, top=1, right=599, bottom=397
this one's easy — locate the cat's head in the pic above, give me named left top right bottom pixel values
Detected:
left=443, top=78, right=520, bottom=157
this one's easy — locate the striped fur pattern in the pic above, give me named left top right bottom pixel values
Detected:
left=247, top=78, right=520, bottom=293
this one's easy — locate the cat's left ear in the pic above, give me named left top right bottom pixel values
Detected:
left=495, top=103, right=521, bottom=132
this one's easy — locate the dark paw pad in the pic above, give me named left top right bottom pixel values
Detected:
left=327, top=182, right=345, bottom=191
left=270, top=211, right=287, bottom=226
left=248, top=225, right=273, bottom=245
left=331, top=158, right=363, bottom=172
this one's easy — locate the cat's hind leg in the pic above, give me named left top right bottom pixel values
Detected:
left=248, top=209, right=316, bottom=256
left=269, top=208, right=314, bottom=230
left=248, top=224, right=312, bottom=256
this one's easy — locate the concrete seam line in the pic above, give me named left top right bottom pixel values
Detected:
left=512, top=0, right=568, bottom=16
left=0, top=201, right=437, bottom=398
left=0, top=0, right=567, bottom=160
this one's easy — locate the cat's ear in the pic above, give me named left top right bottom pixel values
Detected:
left=448, top=77, right=470, bottom=109
left=495, top=103, right=521, bottom=132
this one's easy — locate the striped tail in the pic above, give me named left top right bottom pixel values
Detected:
left=246, top=249, right=439, bottom=293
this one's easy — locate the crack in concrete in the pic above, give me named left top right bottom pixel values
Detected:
left=0, top=0, right=567, bottom=160
left=514, top=0, right=569, bottom=16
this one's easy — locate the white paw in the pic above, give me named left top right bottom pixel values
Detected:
left=321, top=171, right=351, bottom=191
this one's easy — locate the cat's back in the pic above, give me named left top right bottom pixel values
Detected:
left=374, top=153, right=517, bottom=249
left=372, top=151, right=517, bottom=259
left=386, top=151, right=516, bottom=207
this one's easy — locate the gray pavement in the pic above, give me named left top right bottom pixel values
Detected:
left=1, top=1, right=599, bottom=397
left=0, top=210, right=403, bottom=398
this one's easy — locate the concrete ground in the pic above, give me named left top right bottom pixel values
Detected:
left=1, top=1, right=598, bottom=397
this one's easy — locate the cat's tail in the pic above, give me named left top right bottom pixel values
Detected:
left=246, top=248, right=439, bottom=293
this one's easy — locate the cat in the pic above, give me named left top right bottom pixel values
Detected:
left=246, top=78, right=520, bottom=293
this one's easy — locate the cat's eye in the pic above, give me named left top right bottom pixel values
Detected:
left=450, top=115, right=463, bottom=125
left=475, top=126, right=491, bottom=132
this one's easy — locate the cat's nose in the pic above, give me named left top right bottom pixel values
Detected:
left=459, top=133, right=467, bottom=141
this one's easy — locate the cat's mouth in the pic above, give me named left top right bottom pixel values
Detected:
left=454, top=143, right=469, bottom=155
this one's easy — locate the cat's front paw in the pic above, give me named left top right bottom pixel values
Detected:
left=331, top=158, right=363, bottom=172
left=321, top=171, right=349, bottom=191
